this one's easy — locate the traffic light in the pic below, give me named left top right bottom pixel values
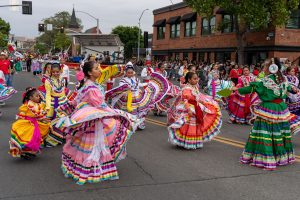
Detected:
left=60, top=27, right=64, bottom=33
left=38, top=24, right=45, bottom=32
left=144, top=31, right=148, bottom=48
left=22, top=1, right=32, bottom=15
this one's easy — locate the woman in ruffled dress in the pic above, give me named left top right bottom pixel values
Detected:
left=228, top=66, right=259, bottom=124
left=153, top=63, right=179, bottom=116
left=106, top=62, right=169, bottom=130
left=233, top=58, right=297, bottom=170
left=286, top=66, right=300, bottom=115
left=9, top=87, right=50, bottom=159
left=54, top=61, right=142, bottom=185
left=168, top=72, right=222, bottom=149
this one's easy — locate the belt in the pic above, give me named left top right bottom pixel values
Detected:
left=271, top=99, right=283, bottom=104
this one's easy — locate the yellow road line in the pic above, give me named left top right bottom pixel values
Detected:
left=145, top=118, right=300, bottom=163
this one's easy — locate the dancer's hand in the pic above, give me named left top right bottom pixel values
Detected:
left=231, top=87, right=238, bottom=91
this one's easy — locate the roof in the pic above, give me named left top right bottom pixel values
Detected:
left=71, top=34, right=124, bottom=47
left=85, top=27, right=102, bottom=34
left=153, top=2, right=187, bottom=15
left=69, top=8, right=80, bottom=29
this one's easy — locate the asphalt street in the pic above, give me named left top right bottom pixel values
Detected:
left=0, top=71, right=299, bottom=200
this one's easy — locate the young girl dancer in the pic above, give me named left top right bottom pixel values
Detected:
left=286, top=67, right=300, bottom=115
left=54, top=61, right=142, bottom=185
left=106, top=63, right=169, bottom=129
left=234, top=58, right=297, bottom=170
left=9, top=87, right=50, bottom=159
left=44, top=63, right=68, bottom=147
left=168, top=72, right=222, bottom=149
left=228, top=66, right=259, bottom=124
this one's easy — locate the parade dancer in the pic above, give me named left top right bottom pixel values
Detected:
left=153, top=63, right=172, bottom=116
left=141, top=61, right=154, bottom=84
left=233, top=58, right=297, bottom=170
left=44, top=63, right=68, bottom=147
left=286, top=67, right=300, bottom=115
left=0, top=81, right=17, bottom=116
left=168, top=72, right=222, bottom=149
left=37, top=62, right=52, bottom=97
left=106, top=62, right=169, bottom=130
left=54, top=61, right=142, bottom=185
left=206, top=70, right=234, bottom=104
left=228, top=66, right=259, bottom=124
left=9, top=87, right=50, bottom=159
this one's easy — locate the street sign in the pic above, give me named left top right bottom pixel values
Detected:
left=46, top=24, right=53, bottom=31
left=22, top=1, right=32, bottom=15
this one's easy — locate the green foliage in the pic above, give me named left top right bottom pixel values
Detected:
left=185, top=0, right=299, bottom=30
left=0, top=18, right=10, bottom=48
left=34, top=43, right=48, bottom=55
left=54, top=32, right=71, bottom=51
left=36, top=11, right=82, bottom=53
left=111, top=25, right=144, bottom=59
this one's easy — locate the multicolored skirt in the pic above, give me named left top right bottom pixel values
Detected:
left=54, top=102, right=142, bottom=185
left=287, top=93, right=300, bottom=115
left=241, top=103, right=295, bottom=170
left=168, top=96, right=222, bottom=149
left=154, top=83, right=180, bottom=115
left=106, top=72, right=169, bottom=118
left=0, top=86, right=17, bottom=101
left=228, top=92, right=260, bottom=124
left=9, top=119, right=50, bottom=157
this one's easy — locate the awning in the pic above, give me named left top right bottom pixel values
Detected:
left=216, top=8, right=230, bottom=15
left=167, top=16, right=181, bottom=24
left=153, top=19, right=166, bottom=27
left=181, top=12, right=197, bottom=22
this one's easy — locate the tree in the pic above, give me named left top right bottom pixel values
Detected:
left=185, top=0, right=299, bottom=64
left=112, top=26, right=144, bottom=59
left=36, top=11, right=82, bottom=53
left=0, top=18, right=10, bottom=48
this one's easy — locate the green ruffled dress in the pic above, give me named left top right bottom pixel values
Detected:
left=238, top=74, right=295, bottom=170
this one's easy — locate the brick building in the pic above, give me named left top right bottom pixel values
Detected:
left=152, top=1, right=300, bottom=65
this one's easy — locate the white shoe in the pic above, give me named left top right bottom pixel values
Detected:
left=0, top=101, right=5, bottom=106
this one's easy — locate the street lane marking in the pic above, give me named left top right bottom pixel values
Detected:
left=145, top=118, right=300, bottom=163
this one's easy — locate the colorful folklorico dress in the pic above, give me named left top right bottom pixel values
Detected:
left=54, top=79, right=142, bottom=185
left=44, top=77, right=68, bottom=147
left=0, top=83, right=17, bottom=101
left=9, top=100, right=50, bottom=157
left=106, top=72, right=169, bottom=129
left=167, top=84, right=222, bottom=149
left=228, top=74, right=260, bottom=124
left=286, top=75, right=300, bottom=115
left=154, top=82, right=181, bottom=116
left=153, top=69, right=179, bottom=116
left=239, top=74, right=296, bottom=170
left=206, top=78, right=234, bottom=103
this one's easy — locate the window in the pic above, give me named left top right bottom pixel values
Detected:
left=185, top=21, right=197, bottom=37
left=222, top=14, right=235, bottom=33
left=202, top=18, right=209, bottom=35
left=192, top=52, right=197, bottom=61
left=201, top=16, right=216, bottom=35
left=286, top=10, right=300, bottom=29
left=157, top=26, right=166, bottom=40
left=215, top=52, right=231, bottom=63
left=170, top=23, right=180, bottom=38
left=198, top=52, right=205, bottom=62
left=183, top=52, right=189, bottom=60
left=210, top=17, right=216, bottom=34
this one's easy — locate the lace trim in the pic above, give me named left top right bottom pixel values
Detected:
left=261, top=75, right=288, bottom=97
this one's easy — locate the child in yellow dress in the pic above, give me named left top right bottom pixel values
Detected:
left=9, top=87, right=50, bottom=159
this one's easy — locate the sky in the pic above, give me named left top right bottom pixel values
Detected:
left=0, top=0, right=182, bottom=38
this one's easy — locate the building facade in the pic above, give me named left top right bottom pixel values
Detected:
left=152, top=1, right=300, bottom=64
